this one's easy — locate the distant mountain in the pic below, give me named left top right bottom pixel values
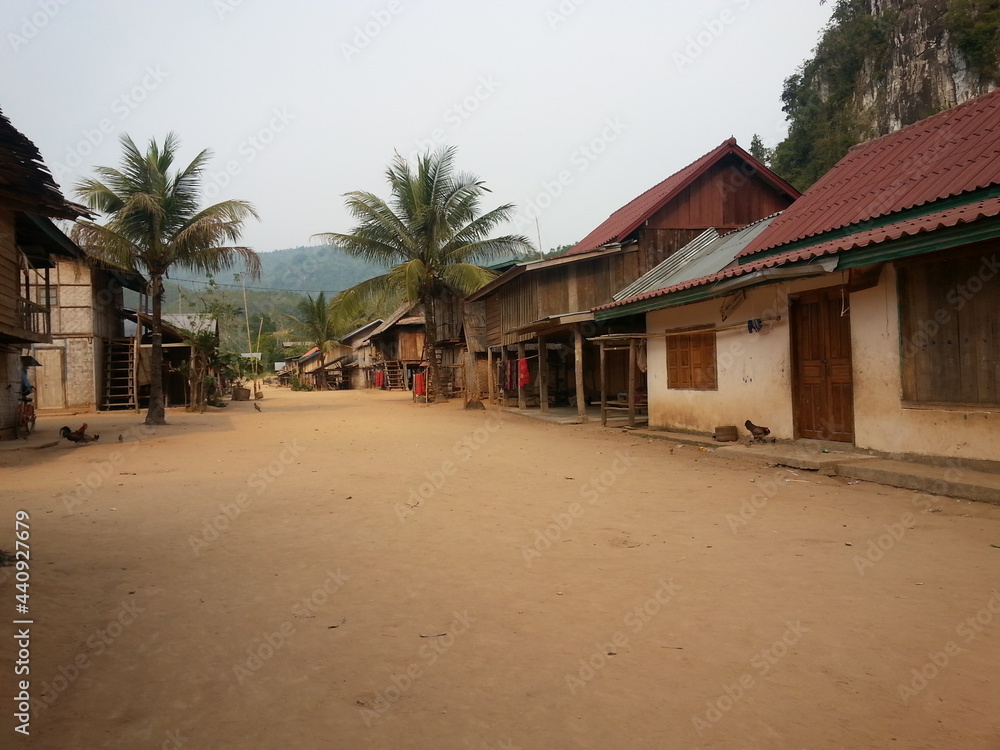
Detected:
left=166, top=244, right=387, bottom=296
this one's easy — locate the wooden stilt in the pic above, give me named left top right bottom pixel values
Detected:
left=574, top=325, right=587, bottom=422
left=538, top=334, right=549, bottom=413
left=487, top=346, right=495, bottom=404
left=517, top=342, right=526, bottom=410
left=627, top=338, right=637, bottom=427
left=600, top=341, right=608, bottom=427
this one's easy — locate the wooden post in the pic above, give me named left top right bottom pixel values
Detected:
left=627, top=338, right=637, bottom=427
left=574, top=325, right=587, bottom=422
left=538, top=334, right=549, bottom=413
left=500, top=345, right=508, bottom=407
left=487, top=346, right=495, bottom=404
left=517, top=342, right=526, bottom=410
left=600, top=341, right=608, bottom=427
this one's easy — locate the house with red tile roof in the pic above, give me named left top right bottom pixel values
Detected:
left=597, top=88, right=1000, bottom=464
left=468, top=139, right=799, bottom=419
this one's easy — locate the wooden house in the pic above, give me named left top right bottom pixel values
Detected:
left=0, top=108, right=88, bottom=436
left=597, top=89, right=1000, bottom=465
left=467, top=139, right=800, bottom=420
left=359, top=303, right=425, bottom=390
left=339, top=319, right=383, bottom=389
left=27, top=239, right=147, bottom=411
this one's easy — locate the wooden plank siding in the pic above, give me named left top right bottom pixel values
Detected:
left=479, top=149, right=796, bottom=352
left=647, top=155, right=790, bottom=232
left=0, top=208, right=18, bottom=332
left=898, top=246, right=1000, bottom=406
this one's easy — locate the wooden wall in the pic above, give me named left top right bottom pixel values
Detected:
left=647, top=155, right=793, bottom=232
left=480, top=152, right=795, bottom=349
left=0, top=209, right=18, bottom=334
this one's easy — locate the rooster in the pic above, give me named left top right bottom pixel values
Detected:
left=60, top=424, right=100, bottom=445
left=745, top=420, right=773, bottom=444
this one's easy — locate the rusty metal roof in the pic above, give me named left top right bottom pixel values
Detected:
left=598, top=196, right=1000, bottom=313
left=566, top=138, right=799, bottom=256
left=740, top=88, right=1000, bottom=259
left=612, top=213, right=780, bottom=302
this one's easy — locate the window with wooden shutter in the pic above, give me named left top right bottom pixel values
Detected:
left=666, top=328, right=718, bottom=390
left=898, top=249, right=1000, bottom=407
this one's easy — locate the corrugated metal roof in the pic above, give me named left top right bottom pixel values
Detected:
left=599, top=196, right=1000, bottom=312
left=740, top=88, right=1000, bottom=259
left=162, top=313, right=217, bottom=334
left=612, top=214, right=780, bottom=302
left=566, top=138, right=799, bottom=256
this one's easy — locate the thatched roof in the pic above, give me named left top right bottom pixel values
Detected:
left=0, top=106, right=89, bottom=220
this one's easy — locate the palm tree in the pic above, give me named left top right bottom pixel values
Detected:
left=285, top=291, right=339, bottom=389
left=73, top=133, right=260, bottom=425
left=317, top=147, right=531, bottom=400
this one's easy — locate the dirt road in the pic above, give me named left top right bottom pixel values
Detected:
left=1, top=388, right=998, bottom=749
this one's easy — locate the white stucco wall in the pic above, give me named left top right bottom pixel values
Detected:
left=851, top=264, right=999, bottom=463
left=645, top=279, right=811, bottom=439
left=646, top=265, right=999, bottom=463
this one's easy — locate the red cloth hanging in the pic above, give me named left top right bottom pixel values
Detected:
left=518, top=358, right=530, bottom=387
left=414, top=372, right=426, bottom=396
left=374, top=370, right=384, bottom=387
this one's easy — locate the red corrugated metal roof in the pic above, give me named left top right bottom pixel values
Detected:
left=740, top=88, right=1000, bottom=259
left=598, top=196, right=1000, bottom=311
left=566, top=138, right=800, bottom=256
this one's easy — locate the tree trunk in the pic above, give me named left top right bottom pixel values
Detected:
left=423, top=298, right=440, bottom=403
left=316, top=351, right=328, bottom=390
left=145, top=278, right=167, bottom=425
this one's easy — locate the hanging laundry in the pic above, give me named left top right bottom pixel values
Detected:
left=505, top=360, right=516, bottom=391
left=414, top=372, right=426, bottom=396
left=636, top=342, right=648, bottom=373
left=374, top=370, right=384, bottom=387
left=518, top=358, right=530, bottom=387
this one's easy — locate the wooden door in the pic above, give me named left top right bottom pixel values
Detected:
left=32, top=347, right=66, bottom=410
left=792, top=288, right=854, bottom=442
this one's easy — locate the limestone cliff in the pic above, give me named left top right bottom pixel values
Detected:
left=771, top=0, right=1000, bottom=190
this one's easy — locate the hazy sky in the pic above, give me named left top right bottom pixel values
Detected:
left=3, top=0, right=832, bottom=269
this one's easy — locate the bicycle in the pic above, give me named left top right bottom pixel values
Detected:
left=13, top=389, right=35, bottom=439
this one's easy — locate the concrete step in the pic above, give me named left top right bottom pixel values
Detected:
left=837, top=459, right=1000, bottom=505
left=633, top=429, right=1000, bottom=505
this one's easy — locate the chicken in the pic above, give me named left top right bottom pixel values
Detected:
left=60, top=423, right=100, bottom=444
left=253, top=402, right=262, bottom=412
left=745, top=420, right=773, bottom=444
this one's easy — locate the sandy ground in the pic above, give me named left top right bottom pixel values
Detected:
left=1, top=387, right=999, bottom=750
